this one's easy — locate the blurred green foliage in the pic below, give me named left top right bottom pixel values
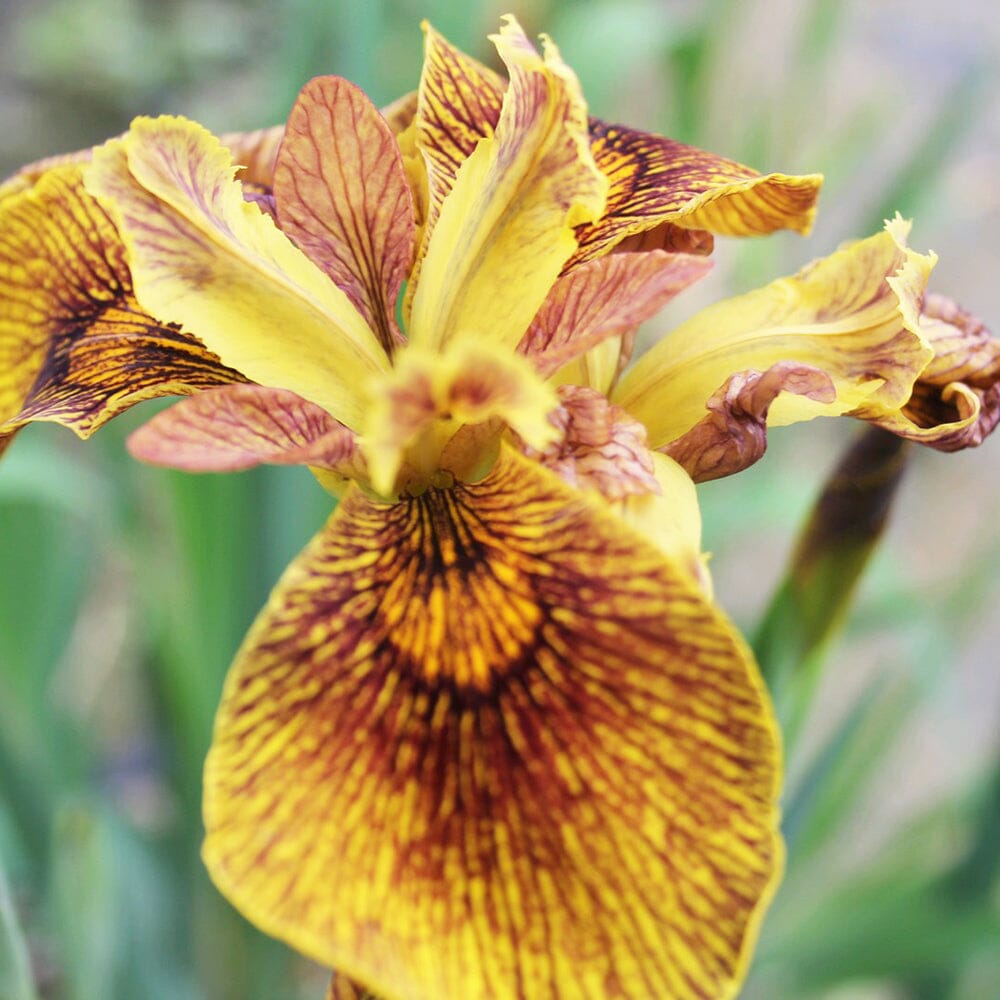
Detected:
left=1, top=1, right=998, bottom=998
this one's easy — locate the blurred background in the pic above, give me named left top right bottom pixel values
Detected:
left=1, top=1, right=998, bottom=998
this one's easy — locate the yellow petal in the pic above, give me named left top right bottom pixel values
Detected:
left=615, top=216, right=937, bottom=449
left=203, top=446, right=781, bottom=1000
left=0, top=164, right=240, bottom=452
left=570, top=122, right=823, bottom=267
left=86, top=116, right=389, bottom=430
left=407, top=16, right=608, bottom=353
left=127, top=384, right=360, bottom=476
left=326, top=975, right=381, bottom=1000
left=274, top=77, right=414, bottom=353
left=363, top=339, right=559, bottom=497
left=520, top=249, right=711, bottom=378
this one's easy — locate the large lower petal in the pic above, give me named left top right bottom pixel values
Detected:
left=203, top=446, right=781, bottom=1000
left=407, top=16, right=607, bottom=354
left=0, top=164, right=241, bottom=453
left=86, top=116, right=389, bottom=430
left=615, top=217, right=936, bottom=450
left=274, top=77, right=414, bottom=353
left=569, top=122, right=823, bottom=267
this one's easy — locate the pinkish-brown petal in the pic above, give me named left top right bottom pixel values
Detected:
left=855, top=293, right=1000, bottom=450
left=521, top=384, right=660, bottom=500
left=127, top=384, right=361, bottom=476
left=520, top=250, right=712, bottom=378
left=661, top=363, right=837, bottom=483
left=274, top=77, right=415, bottom=353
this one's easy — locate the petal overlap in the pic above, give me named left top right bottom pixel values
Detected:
left=615, top=217, right=936, bottom=454
left=86, top=116, right=389, bottom=430
left=0, top=164, right=241, bottom=453
left=203, top=447, right=780, bottom=1000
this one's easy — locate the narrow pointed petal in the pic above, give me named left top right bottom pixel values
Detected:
left=274, top=77, right=415, bottom=353
left=0, top=164, right=241, bottom=453
left=663, top=363, right=837, bottom=482
left=127, top=384, right=360, bottom=475
left=86, top=116, right=389, bottom=430
left=520, top=250, right=712, bottom=378
left=203, top=446, right=781, bottom=1000
left=408, top=17, right=607, bottom=353
left=415, top=23, right=506, bottom=241
left=569, top=122, right=823, bottom=267
left=856, top=293, right=1000, bottom=449
left=363, top=340, right=559, bottom=497
left=519, top=384, right=659, bottom=500
left=615, top=217, right=936, bottom=450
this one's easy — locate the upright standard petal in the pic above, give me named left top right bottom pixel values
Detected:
left=274, top=77, right=415, bottom=353
left=615, top=218, right=936, bottom=454
left=0, top=164, right=240, bottom=454
left=86, top=116, right=389, bottom=430
left=407, top=17, right=607, bottom=354
left=203, top=447, right=781, bottom=1000
left=570, top=122, right=823, bottom=267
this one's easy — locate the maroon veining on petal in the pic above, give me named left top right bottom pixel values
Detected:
left=662, top=363, right=836, bottom=483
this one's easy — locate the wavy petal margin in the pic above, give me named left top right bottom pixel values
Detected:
left=275, top=77, right=414, bottom=353
left=407, top=16, right=607, bottom=354
left=127, top=384, right=360, bottom=477
left=616, top=217, right=936, bottom=451
left=203, top=447, right=781, bottom=1000
left=86, top=116, right=389, bottom=430
left=856, top=293, right=1000, bottom=449
left=0, top=164, right=240, bottom=454
left=570, top=122, right=823, bottom=267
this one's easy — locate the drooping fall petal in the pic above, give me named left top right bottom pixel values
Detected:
left=127, top=384, right=360, bottom=476
left=569, top=123, right=823, bottom=267
left=0, top=164, right=241, bottom=454
left=855, top=293, right=1000, bottom=449
left=274, top=77, right=415, bottom=353
left=615, top=217, right=936, bottom=451
left=407, top=16, right=607, bottom=354
left=203, top=446, right=781, bottom=1000
left=662, top=363, right=837, bottom=483
left=85, top=116, right=389, bottom=430
left=520, top=249, right=712, bottom=378
left=363, top=340, right=559, bottom=497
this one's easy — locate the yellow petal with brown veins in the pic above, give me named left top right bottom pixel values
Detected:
left=408, top=16, right=607, bottom=354
left=86, top=116, right=389, bottom=430
left=0, top=164, right=240, bottom=456
left=615, top=217, right=936, bottom=452
left=203, top=446, right=781, bottom=1000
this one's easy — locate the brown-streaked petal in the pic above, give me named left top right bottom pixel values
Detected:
left=663, top=363, right=837, bottom=483
left=519, top=384, right=659, bottom=500
left=415, top=23, right=506, bottom=240
left=615, top=217, right=937, bottom=450
left=855, top=293, right=1000, bottom=450
left=326, top=975, right=381, bottom=1000
left=203, top=446, right=781, bottom=1000
left=220, top=125, right=285, bottom=187
left=569, top=120, right=823, bottom=268
left=86, top=116, right=390, bottom=430
left=520, top=249, right=712, bottom=378
left=126, top=384, right=361, bottom=478
left=408, top=17, right=607, bottom=354
left=274, top=77, right=415, bottom=354
left=0, top=164, right=241, bottom=452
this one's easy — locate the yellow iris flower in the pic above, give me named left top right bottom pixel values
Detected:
left=1, top=15, right=998, bottom=1000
